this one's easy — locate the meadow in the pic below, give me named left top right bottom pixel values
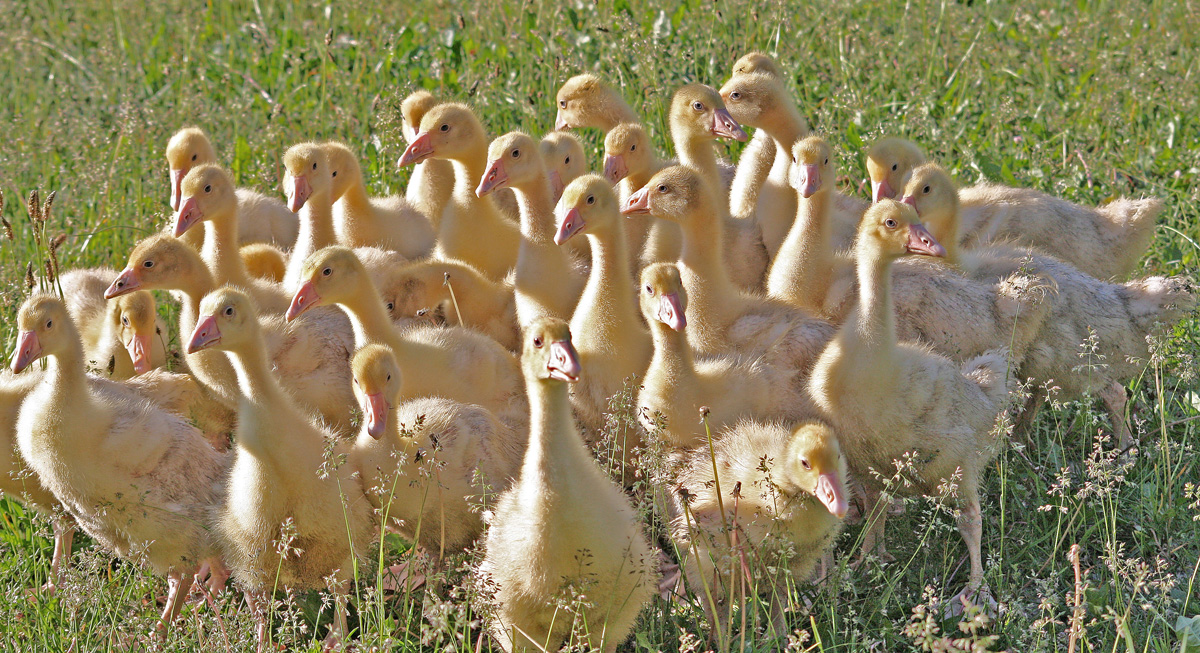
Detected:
left=0, top=0, right=1198, bottom=650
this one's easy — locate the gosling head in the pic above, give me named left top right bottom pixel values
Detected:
left=174, top=164, right=236, bottom=238
left=286, top=246, right=366, bottom=321
left=621, top=165, right=709, bottom=224
left=12, top=294, right=72, bottom=373
left=350, top=344, right=402, bottom=439
left=899, top=163, right=960, bottom=243
left=866, top=137, right=926, bottom=203
left=731, top=51, right=782, bottom=78
left=106, top=235, right=206, bottom=298
left=400, top=90, right=439, bottom=144
left=282, top=142, right=332, bottom=213
left=603, top=122, right=652, bottom=185
left=670, top=83, right=747, bottom=143
left=790, top=136, right=836, bottom=199
left=554, top=74, right=611, bottom=131
left=522, top=318, right=581, bottom=385
left=165, top=127, right=219, bottom=211
left=857, top=199, right=946, bottom=260
left=187, top=287, right=259, bottom=354
left=322, top=141, right=363, bottom=202
left=478, top=131, right=544, bottom=197
left=784, top=422, right=850, bottom=519
left=553, top=174, right=618, bottom=245
left=638, top=263, right=688, bottom=332
left=399, top=103, right=483, bottom=167
left=719, top=72, right=786, bottom=131
left=540, top=132, right=587, bottom=201
left=109, top=291, right=160, bottom=375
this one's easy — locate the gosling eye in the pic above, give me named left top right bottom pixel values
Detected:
left=692, top=101, right=704, bottom=112
left=657, top=184, right=667, bottom=193
left=143, top=260, right=155, bottom=268
left=322, top=267, right=332, bottom=276
left=533, top=336, right=544, bottom=348
left=630, top=144, right=636, bottom=152
left=824, top=158, right=829, bottom=165
left=121, top=316, right=130, bottom=326
left=729, top=92, right=741, bottom=100
left=190, top=154, right=197, bottom=162
left=312, top=162, right=317, bottom=170
left=386, top=302, right=395, bottom=312
left=884, top=218, right=898, bottom=229
left=224, top=306, right=234, bottom=316
left=586, top=195, right=595, bottom=205
left=511, top=149, right=520, bottom=158
left=892, top=163, right=898, bottom=171
left=559, top=100, right=566, bottom=109
left=204, top=184, right=212, bottom=193
left=800, top=458, right=812, bottom=471
left=564, top=156, right=570, bottom=165
left=45, top=320, right=53, bottom=329
left=923, top=185, right=931, bottom=194
left=415, top=308, right=427, bottom=317
left=332, top=170, right=337, bottom=178
left=386, top=374, right=391, bottom=381
left=440, top=124, right=450, bottom=132
left=644, top=284, right=654, bottom=295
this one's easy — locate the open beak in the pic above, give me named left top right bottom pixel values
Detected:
left=621, top=187, right=651, bottom=216
left=363, top=391, right=390, bottom=439
left=711, top=108, right=748, bottom=142
left=548, top=170, right=565, bottom=201
left=125, top=332, right=153, bottom=375
left=554, top=110, right=570, bottom=131
left=603, top=154, right=628, bottom=184
left=553, top=207, right=585, bottom=245
left=657, top=292, right=687, bottom=331
left=476, top=159, right=508, bottom=197
left=173, top=196, right=203, bottom=237
left=906, top=223, right=946, bottom=257
left=11, top=331, right=42, bottom=373
left=287, top=174, right=311, bottom=213
left=873, top=178, right=894, bottom=203
left=187, top=315, right=222, bottom=353
left=104, top=268, right=141, bottom=299
left=169, top=168, right=187, bottom=211
left=546, top=340, right=581, bottom=383
left=796, top=163, right=821, bottom=198
left=286, top=280, right=321, bottom=321
left=815, top=472, right=849, bottom=519
left=398, top=132, right=434, bottom=167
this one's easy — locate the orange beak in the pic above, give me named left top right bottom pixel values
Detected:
left=187, top=315, right=222, bottom=353
left=363, top=391, right=390, bottom=439
left=398, top=132, right=434, bottom=167
left=125, top=332, right=153, bottom=375
left=105, top=268, right=141, bottom=299
left=546, top=340, right=581, bottom=383
left=11, top=331, right=42, bottom=373
left=476, top=159, right=508, bottom=197
left=169, top=168, right=188, bottom=211
left=553, top=207, right=585, bottom=245
left=603, top=154, right=628, bottom=184
left=657, top=292, right=686, bottom=331
left=905, top=223, right=946, bottom=257
left=815, top=472, right=848, bottom=519
left=711, top=108, right=748, bottom=142
left=621, top=187, right=651, bottom=216
left=286, top=279, right=321, bottom=321
left=287, top=174, right=311, bottom=213
left=173, top=196, right=203, bottom=237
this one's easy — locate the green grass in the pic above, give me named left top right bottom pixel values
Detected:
left=1, top=0, right=1198, bottom=650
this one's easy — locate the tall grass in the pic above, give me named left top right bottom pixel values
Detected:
left=0, top=0, right=1197, bottom=650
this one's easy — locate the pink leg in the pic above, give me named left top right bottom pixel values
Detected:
left=42, top=518, right=75, bottom=594
left=1098, top=381, right=1135, bottom=450
left=246, top=590, right=270, bottom=653
left=155, top=570, right=194, bottom=639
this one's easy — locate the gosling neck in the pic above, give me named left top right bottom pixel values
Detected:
left=226, top=332, right=316, bottom=454
left=925, top=203, right=963, bottom=265
left=171, top=260, right=217, bottom=334
left=447, top=137, right=489, bottom=205
left=338, top=170, right=374, bottom=215
left=759, top=100, right=808, bottom=152
left=522, top=375, right=588, bottom=491
left=203, top=204, right=251, bottom=288
left=336, top=275, right=397, bottom=350
left=572, top=221, right=635, bottom=349
left=45, top=327, right=89, bottom=405
left=286, top=188, right=338, bottom=287
left=647, top=320, right=697, bottom=392
left=852, top=244, right=898, bottom=355
left=512, top=176, right=557, bottom=245
left=593, top=94, right=639, bottom=131
left=768, top=187, right=834, bottom=310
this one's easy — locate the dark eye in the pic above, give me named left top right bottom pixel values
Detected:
left=923, top=185, right=931, bottom=194
left=191, top=154, right=197, bottom=161
left=564, top=156, right=570, bottom=165
left=312, top=162, right=317, bottom=170
left=644, top=284, right=654, bottom=294
left=885, top=218, right=898, bottom=229
left=824, top=158, right=829, bottom=165
left=586, top=195, right=595, bottom=205
left=559, top=100, right=566, bottom=109
left=224, top=306, right=234, bottom=316
left=204, top=184, right=211, bottom=193
left=322, top=267, right=332, bottom=276
left=630, top=144, right=636, bottom=152
left=332, top=170, right=337, bottom=178
left=440, top=124, right=449, bottom=132
left=143, top=260, right=155, bottom=268
left=692, top=101, right=704, bottom=111
left=511, top=149, right=520, bottom=158
left=730, top=92, right=741, bottom=100
left=800, top=458, right=812, bottom=471
left=386, top=302, right=395, bottom=312
left=122, top=316, right=130, bottom=326
left=892, top=163, right=898, bottom=171
left=533, top=336, right=544, bottom=348
left=386, top=374, right=391, bottom=381
left=415, top=308, right=427, bottom=317
left=45, top=320, right=53, bottom=329
left=657, top=184, right=667, bottom=192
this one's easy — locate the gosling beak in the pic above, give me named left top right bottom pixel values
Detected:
left=363, top=391, right=390, bottom=440
left=476, top=159, right=508, bottom=197
left=169, top=168, right=187, bottom=211
left=873, top=178, right=894, bottom=203
left=398, top=132, right=434, bottom=167
left=657, top=292, right=687, bottom=331
left=187, top=315, right=221, bottom=353
left=286, top=280, right=321, bottom=321
left=548, top=170, right=565, bottom=201
left=905, top=223, right=946, bottom=258
left=621, top=187, right=651, bottom=216
left=553, top=207, right=585, bottom=245
left=603, top=154, right=628, bottom=184
left=546, top=340, right=581, bottom=383
left=11, top=331, right=42, bottom=373
left=815, top=472, right=848, bottom=519
left=711, top=108, right=748, bottom=142
left=173, top=196, right=203, bottom=237
left=554, top=110, right=570, bottom=131
left=796, top=163, right=821, bottom=198
left=104, top=268, right=141, bottom=299
left=126, top=332, right=153, bottom=375
left=287, top=174, right=311, bottom=213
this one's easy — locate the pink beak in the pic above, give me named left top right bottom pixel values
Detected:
left=169, top=168, right=187, bottom=211
left=187, top=315, right=222, bottom=353
left=476, top=159, right=508, bottom=197
left=657, top=293, right=686, bottom=331
left=548, top=170, right=565, bottom=201
left=125, top=332, right=153, bottom=375
left=815, top=472, right=848, bottom=518
left=104, top=268, right=141, bottom=299
left=287, top=174, right=311, bottom=213
left=363, top=391, right=390, bottom=439
left=173, top=196, right=203, bottom=237
left=286, top=280, right=321, bottom=321
left=11, top=331, right=42, bottom=373
left=873, top=178, right=895, bottom=203
left=398, top=132, right=434, bottom=167
left=900, top=194, right=917, bottom=209
left=553, top=207, right=585, bottom=245
left=621, top=187, right=651, bottom=216
left=546, top=340, right=581, bottom=383
left=711, top=108, right=748, bottom=142
left=906, top=223, right=946, bottom=257
left=796, top=163, right=821, bottom=198
left=603, top=154, right=628, bottom=184
left=554, top=110, right=570, bottom=131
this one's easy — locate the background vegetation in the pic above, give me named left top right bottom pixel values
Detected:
left=0, top=0, right=1197, bottom=650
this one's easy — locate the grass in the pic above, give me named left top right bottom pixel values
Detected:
left=1, top=0, right=1198, bottom=650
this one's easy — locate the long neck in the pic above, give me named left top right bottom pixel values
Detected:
left=673, top=132, right=720, bottom=184
left=521, top=377, right=589, bottom=493
left=678, top=209, right=736, bottom=300
left=340, top=173, right=374, bottom=214
left=852, top=246, right=896, bottom=354
left=448, top=139, right=489, bottom=205
left=596, top=94, right=639, bottom=131
left=929, top=204, right=963, bottom=265
left=340, top=281, right=398, bottom=350
left=513, top=180, right=556, bottom=245
left=573, top=224, right=636, bottom=346
left=227, top=333, right=322, bottom=454
left=45, top=330, right=90, bottom=413
left=768, top=188, right=834, bottom=308
left=203, top=207, right=251, bottom=287
left=286, top=189, right=337, bottom=286
left=761, top=102, right=807, bottom=151
left=647, top=322, right=697, bottom=394
left=174, top=265, right=217, bottom=334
